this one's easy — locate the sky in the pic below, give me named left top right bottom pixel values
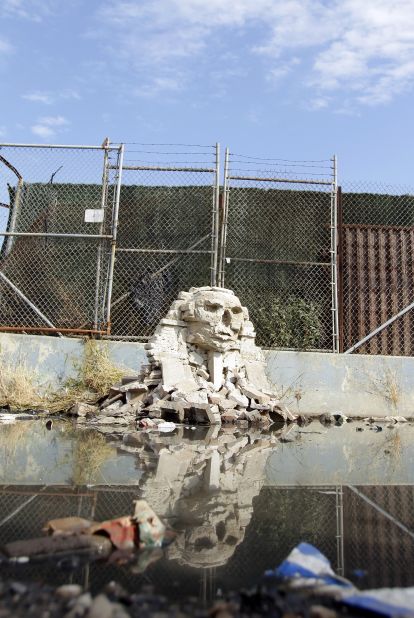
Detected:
left=1, top=0, right=414, bottom=184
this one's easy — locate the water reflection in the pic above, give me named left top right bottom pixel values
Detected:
left=126, top=427, right=277, bottom=568
left=1, top=420, right=414, bottom=601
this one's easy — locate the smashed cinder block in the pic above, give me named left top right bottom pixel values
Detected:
left=68, top=402, right=99, bottom=417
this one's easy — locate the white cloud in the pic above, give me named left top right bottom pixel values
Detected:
left=1, top=0, right=56, bottom=21
left=135, top=76, right=184, bottom=98
left=22, top=89, right=81, bottom=104
left=31, top=124, right=55, bottom=138
left=96, top=0, right=414, bottom=107
left=31, top=115, right=69, bottom=140
left=0, top=37, right=14, bottom=54
left=22, top=92, right=53, bottom=104
left=38, top=115, right=68, bottom=126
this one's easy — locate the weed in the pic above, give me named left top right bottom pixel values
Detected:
left=0, top=340, right=127, bottom=413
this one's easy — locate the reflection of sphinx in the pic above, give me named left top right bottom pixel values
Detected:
left=136, top=287, right=282, bottom=426
left=121, top=427, right=276, bottom=568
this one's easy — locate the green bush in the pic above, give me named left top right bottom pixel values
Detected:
left=254, top=296, right=322, bottom=350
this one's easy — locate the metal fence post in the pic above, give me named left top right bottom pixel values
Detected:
left=93, top=145, right=110, bottom=329
left=331, top=155, right=339, bottom=352
left=219, top=147, right=230, bottom=287
left=211, top=142, right=220, bottom=286
left=105, top=144, right=124, bottom=334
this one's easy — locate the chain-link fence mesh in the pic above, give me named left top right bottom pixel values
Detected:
left=221, top=153, right=336, bottom=350
left=340, top=181, right=414, bottom=355
left=109, top=144, right=219, bottom=340
left=0, top=145, right=121, bottom=334
left=4, top=144, right=414, bottom=355
left=2, top=484, right=414, bottom=597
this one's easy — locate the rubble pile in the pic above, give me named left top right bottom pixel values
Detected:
left=80, top=286, right=299, bottom=429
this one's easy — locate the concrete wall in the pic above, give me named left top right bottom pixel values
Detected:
left=1, top=332, right=413, bottom=417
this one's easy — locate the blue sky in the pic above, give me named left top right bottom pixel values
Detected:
left=1, top=0, right=414, bottom=184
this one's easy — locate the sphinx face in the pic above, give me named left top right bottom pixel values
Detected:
left=182, top=290, right=244, bottom=352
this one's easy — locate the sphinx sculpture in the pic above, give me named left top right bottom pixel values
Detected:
left=124, top=286, right=289, bottom=427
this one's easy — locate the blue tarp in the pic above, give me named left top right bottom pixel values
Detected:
left=273, top=543, right=414, bottom=618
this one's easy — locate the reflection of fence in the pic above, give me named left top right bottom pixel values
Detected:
left=2, top=142, right=414, bottom=355
left=0, top=484, right=413, bottom=596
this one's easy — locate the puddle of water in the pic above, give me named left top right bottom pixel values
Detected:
left=0, top=419, right=413, bottom=602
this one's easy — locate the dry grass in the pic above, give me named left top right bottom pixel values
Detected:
left=0, top=422, right=31, bottom=463
left=0, top=361, right=44, bottom=410
left=0, top=340, right=127, bottom=413
left=71, top=430, right=116, bottom=484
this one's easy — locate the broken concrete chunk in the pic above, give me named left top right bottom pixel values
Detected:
left=118, top=381, right=148, bottom=394
left=68, top=402, right=98, bottom=418
left=188, top=350, right=205, bottom=366
left=121, top=375, right=141, bottom=385
left=227, top=389, right=249, bottom=408
left=159, top=400, right=187, bottom=422
left=196, top=368, right=210, bottom=381
left=208, top=393, right=223, bottom=406
left=218, top=398, right=238, bottom=411
left=240, top=385, right=270, bottom=405
left=100, top=400, right=123, bottom=415
left=221, top=410, right=239, bottom=424
left=188, top=403, right=221, bottom=425
left=184, top=390, right=208, bottom=405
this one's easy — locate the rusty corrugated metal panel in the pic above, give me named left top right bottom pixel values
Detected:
left=343, top=486, right=414, bottom=588
left=342, top=225, right=414, bottom=355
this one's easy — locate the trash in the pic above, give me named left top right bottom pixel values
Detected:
left=44, top=517, right=93, bottom=536
left=273, top=543, right=414, bottom=617
left=2, top=500, right=169, bottom=563
left=89, top=517, right=137, bottom=551
left=157, top=421, right=176, bottom=432
left=3, top=534, right=112, bottom=559
left=133, top=500, right=166, bottom=548
left=273, top=542, right=352, bottom=592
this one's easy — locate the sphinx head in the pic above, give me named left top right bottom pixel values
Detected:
left=180, top=288, right=247, bottom=353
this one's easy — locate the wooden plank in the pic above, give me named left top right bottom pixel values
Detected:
left=356, top=227, right=367, bottom=350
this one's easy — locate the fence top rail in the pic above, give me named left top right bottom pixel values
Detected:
left=0, top=142, right=121, bottom=151
left=111, top=165, right=215, bottom=173
left=227, top=174, right=333, bottom=186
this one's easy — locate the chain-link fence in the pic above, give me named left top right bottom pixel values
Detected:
left=0, top=143, right=122, bottom=335
left=108, top=143, right=220, bottom=340
left=340, top=181, right=414, bottom=355
left=3, top=142, right=414, bottom=356
left=220, top=151, right=337, bottom=351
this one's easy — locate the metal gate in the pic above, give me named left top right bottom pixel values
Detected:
left=0, top=142, right=123, bottom=335
left=219, top=150, right=338, bottom=351
left=108, top=143, right=220, bottom=340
